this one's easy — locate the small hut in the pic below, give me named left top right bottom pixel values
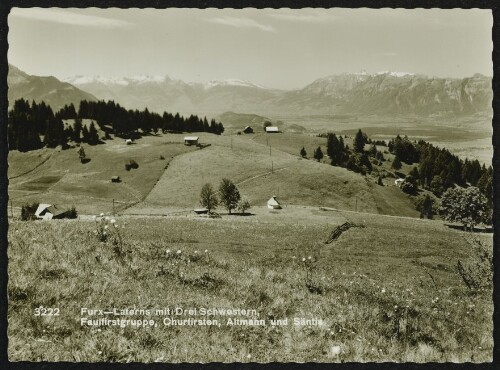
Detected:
left=184, top=136, right=199, bottom=146
left=111, top=176, right=121, bottom=183
left=265, top=126, right=279, bottom=133
left=267, top=196, right=282, bottom=209
left=243, top=126, right=254, bottom=134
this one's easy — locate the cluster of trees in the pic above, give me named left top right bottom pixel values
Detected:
left=327, top=130, right=381, bottom=175
left=385, top=136, right=493, bottom=204
left=8, top=99, right=225, bottom=152
left=199, top=178, right=251, bottom=215
left=7, top=99, right=100, bottom=151
left=416, top=140, right=491, bottom=200
left=78, top=100, right=224, bottom=136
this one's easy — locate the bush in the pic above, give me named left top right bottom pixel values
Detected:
left=125, top=159, right=139, bottom=171
left=456, top=233, right=492, bottom=292
left=21, top=203, right=39, bottom=221
left=238, top=198, right=251, bottom=214
left=66, top=206, right=78, bottom=219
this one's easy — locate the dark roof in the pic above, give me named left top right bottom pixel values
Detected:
left=46, top=205, right=68, bottom=217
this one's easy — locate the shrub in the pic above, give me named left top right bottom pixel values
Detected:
left=238, top=198, right=251, bottom=215
left=125, top=159, right=139, bottom=171
left=92, top=214, right=124, bottom=256
left=21, top=203, right=39, bottom=221
left=414, top=194, right=434, bottom=219
left=456, top=233, right=492, bottom=292
left=66, top=206, right=78, bottom=219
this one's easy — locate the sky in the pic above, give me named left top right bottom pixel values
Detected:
left=8, top=8, right=493, bottom=90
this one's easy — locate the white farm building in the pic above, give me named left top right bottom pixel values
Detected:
left=267, top=196, right=282, bottom=209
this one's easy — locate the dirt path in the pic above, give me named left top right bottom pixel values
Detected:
left=235, top=166, right=289, bottom=186
left=9, top=151, right=54, bottom=180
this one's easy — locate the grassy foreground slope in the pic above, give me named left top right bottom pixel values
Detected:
left=8, top=211, right=492, bottom=362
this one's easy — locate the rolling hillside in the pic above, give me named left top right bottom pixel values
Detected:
left=8, top=135, right=197, bottom=214
left=9, top=131, right=419, bottom=218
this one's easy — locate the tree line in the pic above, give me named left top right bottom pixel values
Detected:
left=8, top=99, right=225, bottom=152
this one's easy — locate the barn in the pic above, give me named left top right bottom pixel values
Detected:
left=184, top=136, right=199, bottom=146
left=35, top=204, right=69, bottom=220
left=267, top=196, right=282, bottom=209
left=265, top=126, right=279, bottom=133
left=243, top=126, right=254, bottom=134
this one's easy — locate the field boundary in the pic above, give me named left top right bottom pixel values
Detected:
left=9, top=151, right=54, bottom=180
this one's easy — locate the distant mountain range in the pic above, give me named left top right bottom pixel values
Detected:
left=8, top=64, right=492, bottom=118
left=8, top=64, right=97, bottom=111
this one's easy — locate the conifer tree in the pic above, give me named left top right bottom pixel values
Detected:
left=354, top=129, right=365, bottom=153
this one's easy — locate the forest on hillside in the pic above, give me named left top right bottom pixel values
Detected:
left=7, top=99, right=225, bottom=152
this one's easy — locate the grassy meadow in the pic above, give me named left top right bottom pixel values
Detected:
left=7, top=115, right=493, bottom=363
left=8, top=210, right=492, bottom=362
left=8, top=134, right=197, bottom=214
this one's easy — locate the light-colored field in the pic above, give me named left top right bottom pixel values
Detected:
left=7, top=211, right=492, bottom=362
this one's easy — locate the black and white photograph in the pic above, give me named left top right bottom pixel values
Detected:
left=3, top=6, right=495, bottom=363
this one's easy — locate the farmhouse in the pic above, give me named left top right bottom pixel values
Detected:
left=34, top=204, right=69, bottom=220
left=243, top=126, right=254, bottom=134
left=395, top=178, right=404, bottom=187
left=125, top=139, right=133, bottom=145
left=267, top=196, right=282, bottom=209
left=265, top=126, right=279, bottom=133
left=184, top=136, right=199, bottom=146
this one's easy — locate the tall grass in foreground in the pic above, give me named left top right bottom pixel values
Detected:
left=7, top=215, right=492, bottom=362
